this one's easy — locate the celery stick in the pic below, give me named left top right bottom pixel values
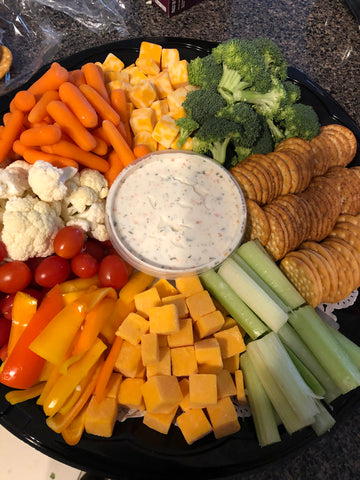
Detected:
left=241, top=352, right=281, bottom=447
left=311, top=399, right=336, bottom=436
left=218, top=258, right=288, bottom=332
left=200, top=269, right=268, bottom=339
left=237, top=240, right=305, bottom=309
left=231, top=253, right=291, bottom=312
left=288, top=305, right=360, bottom=395
left=323, top=323, right=360, bottom=370
left=278, top=323, right=341, bottom=403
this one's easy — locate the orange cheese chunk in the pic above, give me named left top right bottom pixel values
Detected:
left=143, top=405, right=178, bottom=435
left=130, top=107, right=157, bottom=135
left=153, top=278, right=179, bottom=298
left=175, top=275, right=204, bottom=298
left=128, top=80, right=157, bottom=109
left=84, top=396, right=118, bottom=438
left=188, top=373, right=217, bottom=408
left=139, top=41, right=163, bottom=67
left=186, top=290, right=216, bottom=322
left=133, top=131, right=158, bottom=152
left=101, top=53, right=125, bottom=72
left=151, top=99, right=170, bottom=122
left=116, top=312, right=149, bottom=345
left=140, top=332, right=160, bottom=365
left=149, top=304, right=179, bottom=335
left=222, top=354, right=240, bottom=374
left=168, top=60, right=189, bottom=89
left=216, top=369, right=237, bottom=399
left=134, top=287, right=162, bottom=318
left=178, top=377, right=191, bottom=412
left=114, top=340, right=144, bottom=378
left=135, top=57, right=160, bottom=76
left=161, top=48, right=180, bottom=70
left=171, top=346, right=198, bottom=377
left=117, top=377, right=145, bottom=410
left=235, top=369, right=248, bottom=405
left=196, top=310, right=225, bottom=339
left=162, top=294, right=189, bottom=319
left=105, top=372, right=123, bottom=399
left=177, top=408, right=212, bottom=445
left=151, top=70, right=174, bottom=99
left=214, top=326, right=246, bottom=359
left=151, top=115, right=179, bottom=148
left=206, top=397, right=240, bottom=439
left=195, top=338, right=223, bottom=374
left=167, top=317, right=193, bottom=348
left=141, top=375, right=182, bottom=414
left=166, top=87, right=188, bottom=112
left=146, top=346, right=171, bottom=377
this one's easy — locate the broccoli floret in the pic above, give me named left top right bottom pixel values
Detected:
left=182, top=88, right=226, bottom=124
left=252, top=37, right=288, bottom=81
left=279, top=103, right=320, bottom=140
left=187, top=54, right=223, bottom=90
left=252, top=119, right=274, bottom=155
left=284, top=81, right=301, bottom=105
left=192, top=116, right=244, bottom=164
left=212, top=38, right=272, bottom=103
left=175, top=117, right=199, bottom=148
left=216, top=102, right=262, bottom=148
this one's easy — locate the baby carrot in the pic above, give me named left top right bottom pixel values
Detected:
left=94, top=335, right=123, bottom=403
left=59, top=82, right=99, bottom=129
left=81, top=62, right=110, bottom=102
left=0, top=110, right=24, bottom=163
left=23, top=147, right=79, bottom=169
left=28, top=62, right=69, bottom=96
left=92, top=126, right=111, bottom=145
left=20, top=124, right=62, bottom=147
left=133, top=144, right=152, bottom=159
left=46, top=100, right=97, bottom=152
left=102, top=119, right=136, bottom=168
left=118, top=120, right=132, bottom=146
left=92, top=136, right=108, bottom=156
left=41, top=139, right=109, bottom=172
left=12, top=139, right=27, bottom=156
left=110, top=89, right=128, bottom=122
left=104, top=150, right=124, bottom=186
left=68, top=69, right=86, bottom=87
left=13, top=90, right=36, bottom=112
left=79, top=84, right=120, bottom=126
left=28, top=90, right=60, bottom=125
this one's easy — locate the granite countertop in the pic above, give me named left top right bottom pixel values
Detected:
left=2, top=0, right=360, bottom=478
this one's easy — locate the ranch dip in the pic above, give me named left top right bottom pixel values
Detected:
left=106, top=151, right=246, bottom=278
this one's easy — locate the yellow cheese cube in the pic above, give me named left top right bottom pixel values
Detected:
left=140, top=332, right=159, bottom=365
left=146, top=346, right=171, bottom=377
left=166, top=87, right=187, bottom=112
left=114, top=340, right=144, bottom=378
left=196, top=310, right=225, bottom=339
left=162, top=294, right=189, bottom=319
left=206, top=396, right=240, bottom=439
left=141, top=375, right=182, bottom=413
left=101, top=53, right=125, bottom=72
left=167, top=317, right=193, bottom=348
left=104, top=71, right=129, bottom=83
left=216, top=369, right=237, bottom=399
left=161, top=48, right=180, bottom=70
left=171, top=346, right=198, bottom=377
left=195, top=338, right=223, bottom=373
left=214, top=326, right=246, bottom=359
left=151, top=99, right=169, bottom=122
left=139, top=41, right=163, bottom=67
left=133, top=131, right=158, bottom=152
left=177, top=408, right=212, bottom=445
left=153, top=278, right=178, bottom=298
left=105, top=372, right=123, bottom=399
left=116, top=312, right=149, bottom=345
left=84, top=396, right=118, bottom=438
left=168, top=60, right=189, bottom=89
left=189, top=373, right=218, bottom=408
left=158, top=334, right=168, bottom=347
left=221, top=316, right=238, bottom=331
left=168, top=106, right=186, bottom=121
left=186, top=290, right=216, bottom=322
left=129, top=67, right=148, bottom=85
left=136, top=57, right=160, bottom=76
left=152, top=115, right=179, bottom=148
left=179, top=377, right=191, bottom=412
left=117, top=377, right=145, bottom=410
left=143, top=405, right=178, bottom=435
left=222, top=354, right=240, bottom=374
left=106, top=80, right=131, bottom=94
left=128, top=80, right=157, bottom=108
left=151, top=70, right=174, bottom=99
left=130, top=107, right=157, bottom=135
left=134, top=287, right=161, bottom=319
left=149, top=304, right=179, bottom=335
left=234, top=369, right=247, bottom=405
left=175, top=275, right=203, bottom=297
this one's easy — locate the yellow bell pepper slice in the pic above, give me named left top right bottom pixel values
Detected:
left=59, top=275, right=100, bottom=293
left=5, top=382, right=45, bottom=405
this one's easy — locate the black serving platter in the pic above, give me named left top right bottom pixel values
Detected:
left=0, top=37, right=360, bottom=480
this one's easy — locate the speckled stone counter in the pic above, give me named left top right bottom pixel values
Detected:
left=4, top=1, right=360, bottom=478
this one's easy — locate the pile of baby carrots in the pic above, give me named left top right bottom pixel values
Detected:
left=0, top=61, right=151, bottom=185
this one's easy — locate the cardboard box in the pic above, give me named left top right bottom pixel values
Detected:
left=153, top=0, right=204, bottom=17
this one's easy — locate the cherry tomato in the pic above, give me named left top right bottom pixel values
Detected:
left=0, top=293, right=15, bottom=320
left=71, top=253, right=99, bottom=279
left=83, top=239, right=106, bottom=262
left=0, top=241, right=8, bottom=262
left=53, top=226, right=85, bottom=259
left=0, top=316, right=11, bottom=348
left=0, top=261, right=32, bottom=293
left=98, top=254, right=129, bottom=290
left=34, top=255, right=71, bottom=288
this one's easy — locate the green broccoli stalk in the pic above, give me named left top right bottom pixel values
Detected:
left=252, top=37, right=288, bottom=81
left=175, top=117, right=199, bottom=148
left=187, top=54, right=223, bottom=90
left=182, top=88, right=226, bottom=125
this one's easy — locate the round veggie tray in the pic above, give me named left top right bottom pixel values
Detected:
left=1, top=37, right=360, bottom=479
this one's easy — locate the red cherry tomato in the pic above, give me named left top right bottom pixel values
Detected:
left=34, top=255, right=71, bottom=288
left=53, top=226, right=85, bottom=259
left=83, top=239, right=106, bottom=262
left=71, top=253, right=99, bottom=279
left=0, top=293, right=15, bottom=320
left=0, top=241, right=8, bottom=262
left=0, top=261, right=32, bottom=293
left=0, top=316, right=11, bottom=348
left=98, top=254, right=129, bottom=290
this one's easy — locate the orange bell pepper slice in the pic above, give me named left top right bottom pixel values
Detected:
left=8, top=291, right=38, bottom=355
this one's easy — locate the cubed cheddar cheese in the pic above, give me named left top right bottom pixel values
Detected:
left=221, top=316, right=238, bottom=331
left=166, top=87, right=188, bottom=112
left=141, top=375, right=182, bottom=413
left=216, top=369, right=237, bottom=399
left=146, top=346, right=171, bottom=377
left=106, top=80, right=131, bottom=94
left=151, top=70, right=174, bottom=99
left=135, top=57, right=160, bottom=76
left=153, top=278, right=178, bottom=298
left=105, top=372, right=123, bottom=399
left=171, top=346, right=198, bottom=377
left=130, top=107, right=157, bottom=135
left=195, top=310, right=225, bottom=339
left=188, top=373, right=217, bottom=408
left=141, top=332, right=159, bottom=365
left=149, top=304, right=179, bottom=335
left=161, top=48, right=180, bottom=70
left=151, top=99, right=169, bottom=122
left=117, top=377, right=145, bottom=410
left=171, top=134, right=193, bottom=151
left=129, top=67, right=148, bottom=85
left=134, top=287, right=162, bottom=318
left=116, top=312, right=149, bottom=345
left=152, top=115, right=179, bottom=148
left=177, top=408, right=212, bottom=445
left=104, top=70, right=129, bottom=83
left=206, top=396, right=240, bottom=439
left=194, top=338, right=223, bottom=373
left=222, top=354, right=240, bottom=374
left=214, top=326, right=246, bottom=359
left=167, top=317, right=193, bottom=348
left=234, top=369, right=247, bottom=405
left=133, top=131, right=158, bottom=152
left=128, top=80, right=157, bottom=108
left=175, top=276, right=204, bottom=297
left=168, top=60, right=189, bottom=89
left=162, top=294, right=189, bottom=319
left=114, top=340, right=144, bottom=378
left=101, top=53, right=125, bottom=72
left=186, top=290, right=216, bottom=322
left=84, top=396, right=118, bottom=438
left=139, top=41, right=163, bottom=67
left=178, top=377, right=191, bottom=412
left=168, top=106, right=186, bottom=120
left=143, top=405, right=178, bottom=435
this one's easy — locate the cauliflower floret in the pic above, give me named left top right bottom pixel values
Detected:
left=66, top=202, right=109, bottom=242
left=0, top=160, right=31, bottom=199
left=79, top=169, right=109, bottom=199
left=62, top=186, right=99, bottom=218
left=28, top=160, right=78, bottom=202
left=1, top=194, right=64, bottom=261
